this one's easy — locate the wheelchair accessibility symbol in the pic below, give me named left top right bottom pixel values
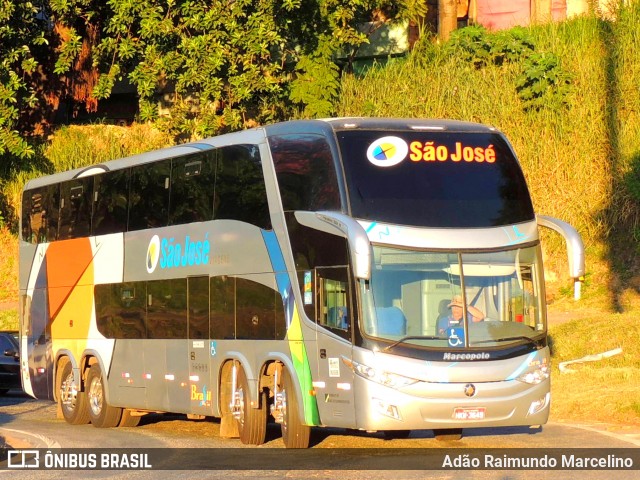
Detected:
left=447, top=327, right=465, bottom=347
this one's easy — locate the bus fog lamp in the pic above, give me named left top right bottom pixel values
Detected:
left=372, top=397, right=401, bottom=420
left=528, top=392, right=550, bottom=415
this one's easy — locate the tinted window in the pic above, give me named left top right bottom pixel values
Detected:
left=337, top=131, right=535, bottom=228
left=95, top=283, right=146, bottom=339
left=188, top=276, right=209, bottom=340
left=286, top=212, right=351, bottom=334
left=93, top=169, right=129, bottom=235
left=270, top=134, right=342, bottom=212
left=210, top=276, right=235, bottom=339
left=58, top=177, right=93, bottom=240
left=22, top=185, right=60, bottom=243
left=170, top=151, right=216, bottom=225
left=214, top=145, right=271, bottom=229
left=236, top=277, right=278, bottom=340
left=147, top=279, right=187, bottom=339
left=129, top=160, right=171, bottom=231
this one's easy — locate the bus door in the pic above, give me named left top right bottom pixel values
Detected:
left=313, top=266, right=355, bottom=427
left=187, top=276, right=213, bottom=416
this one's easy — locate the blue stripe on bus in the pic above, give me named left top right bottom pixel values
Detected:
left=261, top=230, right=290, bottom=295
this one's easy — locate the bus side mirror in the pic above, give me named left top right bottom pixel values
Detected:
left=536, top=215, right=586, bottom=300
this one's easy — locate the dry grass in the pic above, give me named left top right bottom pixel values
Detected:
left=548, top=305, right=640, bottom=425
left=0, top=228, right=17, bottom=305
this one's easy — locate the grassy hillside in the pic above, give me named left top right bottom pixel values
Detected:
left=338, top=5, right=640, bottom=311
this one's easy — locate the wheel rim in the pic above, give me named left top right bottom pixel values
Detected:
left=88, top=375, right=104, bottom=417
left=236, top=384, right=246, bottom=431
left=60, top=372, right=79, bottom=412
left=280, top=384, right=289, bottom=439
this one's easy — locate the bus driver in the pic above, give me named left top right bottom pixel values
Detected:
left=437, top=295, right=485, bottom=335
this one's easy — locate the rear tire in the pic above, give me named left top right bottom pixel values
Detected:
left=434, top=428, right=463, bottom=441
left=280, top=369, right=311, bottom=448
left=86, top=364, right=122, bottom=428
left=236, top=367, right=267, bottom=445
left=59, top=361, right=90, bottom=425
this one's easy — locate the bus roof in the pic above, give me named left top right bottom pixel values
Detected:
left=23, top=118, right=501, bottom=190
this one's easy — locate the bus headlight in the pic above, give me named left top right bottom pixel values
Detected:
left=342, top=358, right=418, bottom=389
left=515, top=364, right=549, bottom=385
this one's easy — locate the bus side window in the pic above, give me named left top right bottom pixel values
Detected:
left=128, top=160, right=171, bottom=231
left=21, top=190, right=39, bottom=244
left=188, top=276, right=209, bottom=340
left=236, top=277, right=277, bottom=340
left=59, top=177, right=93, bottom=240
left=270, top=133, right=342, bottom=212
left=210, top=276, right=235, bottom=340
left=147, top=279, right=187, bottom=339
left=214, top=145, right=271, bottom=229
left=25, top=185, right=60, bottom=243
left=170, top=151, right=216, bottom=225
left=317, top=270, right=350, bottom=332
left=93, top=169, right=129, bottom=236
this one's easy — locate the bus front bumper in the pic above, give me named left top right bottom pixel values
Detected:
left=353, top=375, right=550, bottom=432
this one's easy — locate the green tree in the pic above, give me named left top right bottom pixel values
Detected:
left=50, top=0, right=426, bottom=137
left=0, top=1, right=49, bottom=159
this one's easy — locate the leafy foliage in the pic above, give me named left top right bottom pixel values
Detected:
left=0, top=1, right=48, bottom=158
left=46, top=0, right=424, bottom=136
left=445, top=25, right=535, bottom=67
left=444, top=25, right=570, bottom=111
left=515, top=52, right=573, bottom=111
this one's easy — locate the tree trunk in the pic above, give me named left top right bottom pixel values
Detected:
left=438, top=0, right=458, bottom=41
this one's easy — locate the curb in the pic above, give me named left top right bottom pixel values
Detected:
left=0, top=428, right=60, bottom=450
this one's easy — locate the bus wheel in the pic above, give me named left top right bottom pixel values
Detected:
left=86, top=364, right=122, bottom=428
left=383, top=430, right=411, bottom=439
left=434, top=428, right=462, bottom=441
left=280, top=369, right=311, bottom=448
left=59, top=362, right=90, bottom=425
left=119, top=409, right=141, bottom=427
left=235, top=367, right=267, bottom=445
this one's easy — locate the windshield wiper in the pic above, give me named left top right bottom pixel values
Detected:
left=471, top=336, right=535, bottom=345
left=382, top=335, right=442, bottom=352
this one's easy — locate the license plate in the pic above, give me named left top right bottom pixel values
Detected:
left=453, top=407, right=486, bottom=420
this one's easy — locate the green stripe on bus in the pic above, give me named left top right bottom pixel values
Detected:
left=288, top=305, right=320, bottom=426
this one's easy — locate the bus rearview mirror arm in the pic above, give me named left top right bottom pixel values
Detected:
left=536, top=215, right=586, bottom=300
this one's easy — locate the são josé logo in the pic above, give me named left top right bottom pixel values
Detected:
left=146, top=235, right=161, bottom=273
left=366, top=136, right=409, bottom=167
left=146, top=233, right=210, bottom=273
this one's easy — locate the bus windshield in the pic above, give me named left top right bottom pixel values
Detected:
left=363, top=244, right=545, bottom=349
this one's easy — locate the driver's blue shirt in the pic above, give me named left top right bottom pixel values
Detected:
left=437, top=313, right=474, bottom=335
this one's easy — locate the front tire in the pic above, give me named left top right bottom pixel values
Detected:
left=236, top=367, right=267, bottom=445
left=280, top=369, right=311, bottom=448
left=86, top=364, right=122, bottom=428
left=59, top=361, right=90, bottom=425
left=383, top=430, right=411, bottom=439
left=434, top=428, right=463, bottom=441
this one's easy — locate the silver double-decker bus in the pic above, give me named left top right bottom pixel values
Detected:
left=19, top=118, right=584, bottom=447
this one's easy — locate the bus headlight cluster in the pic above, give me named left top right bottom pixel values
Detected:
left=343, top=358, right=419, bottom=389
left=515, top=364, right=549, bottom=385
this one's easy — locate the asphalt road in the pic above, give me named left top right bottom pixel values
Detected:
left=1, top=389, right=639, bottom=480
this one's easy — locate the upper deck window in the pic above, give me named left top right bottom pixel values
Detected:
left=337, top=130, right=534, bottom=228
left=270, top=134, right=341, bottom=212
